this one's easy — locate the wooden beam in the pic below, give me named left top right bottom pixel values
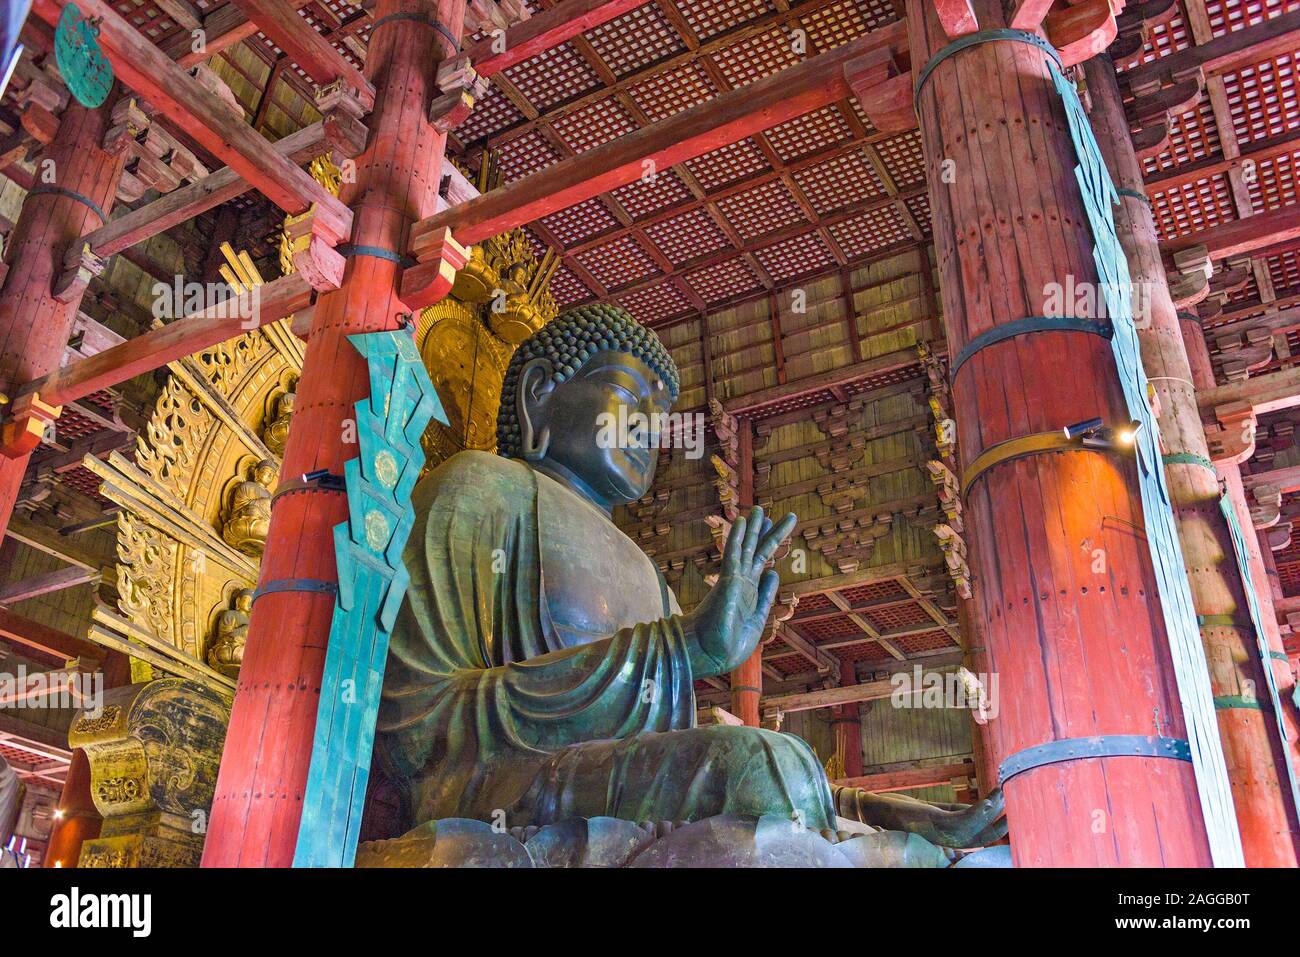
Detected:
left=81, top=122, right=326, bottom=261
left=21, top=273, right=314, bottom=407
left=408, top=21, right=908, bottom=249
left=468, top=0, right=648, bottom=77
left=835, top=759, right=975, bottom=793
left=723, top=343, right=932, bottom=417
left=0, top=713, right=71, bottom=754
left=32, top=0, right=351, bottom=242
left=762, top=676, right=896, bottom=713
left=1242, top=463, right=1300, bottom=496
left=0, top=566, right=100, bottom=606
left=1198, top=365, right=1300, bottom=418
left=4, top=518, right=104, bottom=572
left=1125, top=9, right=1300, bottom=90
left=0, top=607, right=103, bottom=664
left=1163, top=204, right=1300, bottom=261
left=228, top=0, right=375, bottom=108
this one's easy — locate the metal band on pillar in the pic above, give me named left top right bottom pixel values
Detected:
left=998, top=735, right=1192, bottom=784
left=368, top=11, right=459, bottom=53
left=24, top=185, right=108, bottom=225
left=960, top=431, right=1108, bottom=499
left=913, top=28, right=1062, bottom=114
left=336, top=243, right=417, bottom=269
left=252, top=578, right=340, bottom=602
left=950, top=315, right=1113, bottom=382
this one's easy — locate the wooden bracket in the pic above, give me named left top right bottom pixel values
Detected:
left=1207, top=401, right=1257, bottom=464
left=284, top=208, right=346, bottom=291
left=429, top=55, right=490, bottom=135
left=399, top=224, right=469, bottom=310
left=104, top=97, right=152, bottom=156
left=1, top=393, right=62, bottom=459
left=843, top=48, right=916, bottom=133
left=53, top=241, right=108, bottom=304
left=1046, top=0, right=1121, bottom=68
left=316, top=81, right=370, bottom=160
left=19, top=103, right=59, bottom=147
left=1168, top=244, right=1212, bottom=309
left=934, top=0, right=980, bottom=37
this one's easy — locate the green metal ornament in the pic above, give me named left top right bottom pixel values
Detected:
left=54, top=4, right=113, bottom=109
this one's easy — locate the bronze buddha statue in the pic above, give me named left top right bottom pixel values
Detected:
left=375, top=304, right=1004, bottom=854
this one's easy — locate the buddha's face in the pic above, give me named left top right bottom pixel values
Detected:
left=517, top=350, right=673, bottom=509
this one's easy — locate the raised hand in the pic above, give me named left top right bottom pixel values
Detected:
left=686, top=505, right=797, bottom=677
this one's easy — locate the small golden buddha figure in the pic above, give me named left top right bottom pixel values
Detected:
left=222, top=460, right=276, bottom=557
left=263, top=389, right=296, bottom=457
left=208, top=588, right=253, bottom=676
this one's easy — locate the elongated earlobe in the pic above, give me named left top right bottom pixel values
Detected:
left=516, top=358, right=554, bottom=461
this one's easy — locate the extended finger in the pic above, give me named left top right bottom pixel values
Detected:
left=752, top=511, right=797, bottom=575
left=753, top=568, right=780, bottom=621
left=724, top=515, right=746, bottom=576
left=741, top=505, right=764, bottom=565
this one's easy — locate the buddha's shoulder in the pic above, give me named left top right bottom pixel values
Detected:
left=420, top=450, right=533, bottom=496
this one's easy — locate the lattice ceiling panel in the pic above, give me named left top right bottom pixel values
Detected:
left=586, top=2, right=688, bottom=77
left=906, top=194, right=934, bottom=239
left=610, top=168, right=694, bottom=220
left=1129, top=10, right=1190, bottom=67
left=1206, top=0, right=1300, bottom=35
left=502, top=41, right=603, bottom=112
left=762, top=107, right=854, bottom=164
left=828, top=205, right=912, bottom=259
left=1221, top=51, right=1300, bottom=147
left=1246, top=149, right=1300, bottom=212
left=837, top=580, right=911, bottom=605
left=457, top=84, right=526, bottom=144
left=863, top=601, right=935, bottom=632
left=684, top=139, right=772, bottom=191
left=540, top=198, right=622, bottom=246
left=1142, top=101, right=1223, bottom=176
left=792, top=149, right=887, bottom=215
left=803, top=0, right=881, bottom=50
left=550, top=97, right=640, bottom=153
left=801, top=615, right=866, bottom=642
left=874, top=130, right=927, bottom=189
left=835, top=641, right=898, bottom=664
left=842, top=362, right=922, bottom=395
left=679, top=0, right=775, bottom=42
left=112, top=0, right=185, bottom=42
left=1268, top=248, right=1300, bottom=292
left=769, top=653, right=811, bottom=676
left=712, top=26, right=803, bottom=88
left=715, top=178, right=808, bottom=240
left=686, top=257, right=765, bottom=304
left=628, top=61, right=718, bottom=121
left=1149, top=176, right=1238, bottom=240
left=575, top=234, right=662, bottom=290
left=618, top=281, right=696, bottom=325
left=890, top=629, right=956, bottom=654
left=642, top=207, right=734, bottom=265
left=550, top=262, right=595, bottom=307
left=495, top=129, right=563, bottom=184
left=754, top=230, right=836, bottom=284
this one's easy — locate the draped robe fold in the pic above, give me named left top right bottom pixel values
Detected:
left=377, top=451, right=836, bottom=831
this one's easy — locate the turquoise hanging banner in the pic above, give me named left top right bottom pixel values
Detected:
left=1049, top=62, right=1245, bottom=867
left=293, top=328, right=447, bottom=868
left=1218, top=493, right=1300, bottom=818
left=54, top=4, right=113, bottom=109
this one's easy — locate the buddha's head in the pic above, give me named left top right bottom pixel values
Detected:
left=497, top=304, right=680, bottom=509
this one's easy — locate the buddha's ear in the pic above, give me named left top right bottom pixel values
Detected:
left=517, top=358, right=555, bottom=460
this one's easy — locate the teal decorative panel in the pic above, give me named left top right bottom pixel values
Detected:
left=1219, top=493, right=1300, bottom=817
left=54, top=4, right=113, bottom=109
left=294, top=329, right=447, bottom=868
left=1051, top=63, right=1244, bottom=867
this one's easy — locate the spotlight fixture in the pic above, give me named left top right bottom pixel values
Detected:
left=1063, top=418, right=1142, bottom=451
left=1063, top=417, right=1105, bottom=441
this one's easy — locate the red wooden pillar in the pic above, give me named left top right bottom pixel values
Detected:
left=832, top=657, right=862, bottom=777
left=0, top=101, right=126, bottom=539
left=202, top=0, right=467, bottom=867
left=1086, top=54, right=1300, bottom=865
left=43, top=750, right=101, bottom=867
left=909, top=0, right=1212, bottom=865
left=730, top=419, right=761, bottom=727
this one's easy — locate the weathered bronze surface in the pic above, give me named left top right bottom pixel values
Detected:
left=377, top=305, right=1005, bottom=854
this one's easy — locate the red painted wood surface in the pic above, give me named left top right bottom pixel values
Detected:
left=31, top=0, right=350, bottom=239
left=0, top=103, right=125, bottom=544
left=229, top=0, right=374, bottom=104
left=202, top=0, right=465, bottom=868
left=468, top=0, right=648, bottom=78
left=833, top=657, right=863, bottom=777
left=1089, top=55, right=1300, bottom=866
left=910, top=0, right=1211, bottom=866
left=729, top=421, right=761, bottom=727
left=43, top=750, right=101, bottom=868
